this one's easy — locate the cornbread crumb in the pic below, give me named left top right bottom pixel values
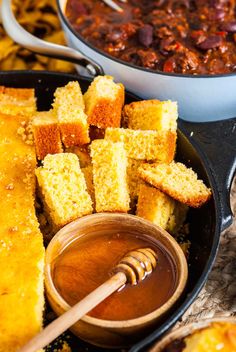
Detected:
left=105, top=128, right=176, bottom=162
left=123, top=100, right=178, bottom=132
left=84, top=75, right=125, bottom=128
left=32, top=110, right=63, bottom=160
left=53, top=81, right=90, bottom=147
left=17, top=121, right=34, bottom=145
left=138, top=161, right=211, bottom=207
left=90, top=139, right=130, bottom=213
left=36, top=153, right=93, bottom=228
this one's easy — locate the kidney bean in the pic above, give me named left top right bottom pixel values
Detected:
left=197, top=35, right=222, bottom=50
left=138, top=24, right=154, bottom=47
left=220, top=21, right=236, bottom=33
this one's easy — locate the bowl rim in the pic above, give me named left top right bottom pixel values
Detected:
left=149, top=316, right=236, bottom=351
left=57, top=0, right=236, bottom=80
left=45, top=212, right=188, bottom=329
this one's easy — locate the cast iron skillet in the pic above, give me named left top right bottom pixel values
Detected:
left=0, top=71, right=235, bottom=352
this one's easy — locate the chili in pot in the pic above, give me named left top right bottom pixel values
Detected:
left=65, top=0, right=236, bottom=75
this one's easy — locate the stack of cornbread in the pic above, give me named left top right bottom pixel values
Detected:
left=33, top=75, right=211, bottom=236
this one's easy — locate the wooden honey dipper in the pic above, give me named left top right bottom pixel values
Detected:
left=18, top=248, right=157, bottom=352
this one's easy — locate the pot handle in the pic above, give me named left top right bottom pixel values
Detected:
left=1, top=0, right=104, bottom=76
left=179, top=118, right=236, bottom=232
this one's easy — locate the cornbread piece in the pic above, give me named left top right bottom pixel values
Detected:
left=138, top=161, right=211, bottom=207
left=32, top=110, right=63, bottom=160
left=82, top=165, right=95, bottom=207
left=0, top=86, right=36, bottom=116
left=84, top=75, right=125, bottom=129
left=127, top=158, right=144, bottom=200
left=166, top=201, right=188, bottom=234
left=0, top=102, right=44, bottom=351
left=137, top=183, right=175, bottom=229
left=53, top=81, right=90, bottom=147
left=137, top=183, right=188, bottom=233
left=36, top=153, right=93, bottom=228
left=105, top=128, right=176, bottom=162
left=183, top=322, right=236, bottom=352
left=123, top=100, right=178, bottom=132
left=90, top=140, right=130, bottom=212
left=66, top=145, right=91, bottom=168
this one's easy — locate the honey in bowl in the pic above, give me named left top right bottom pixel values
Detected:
left=51, top=231, right=178, bottom=321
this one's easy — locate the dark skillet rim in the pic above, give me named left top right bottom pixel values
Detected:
left=0, top=70, right=222, bottom=351
left=57, top=0, right=236, bottom=79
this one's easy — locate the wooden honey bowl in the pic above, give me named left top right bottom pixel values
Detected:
left=45, top=213, right=188, bottom=348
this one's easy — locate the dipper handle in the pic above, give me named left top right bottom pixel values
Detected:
left=18, top=248, right=157, bottom=352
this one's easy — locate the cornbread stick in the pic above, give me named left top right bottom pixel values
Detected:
left=105, top=127, right=176, bottom=162
left=36, top=153, right=93, bottom=228
left=123, top=100, right=178, bottom=132
left=0, top=88, right=44, bottom=352
left=32, top=110, right=63, bottom=160
left=90, top=139, right=130, bottom=212
left=84, top=75, right=125, bottom=128
left=138, top=161, right=211, bottom=207
left=53, top=81, right=90, bottom=147
left=137, top=183, right=188, bottom=233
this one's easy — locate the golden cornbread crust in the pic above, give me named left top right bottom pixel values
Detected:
left=0, top=86, right=35, bottom=100
left=0, top=86, right=36, bottom=116
left=0, top=88, right=44, bottom=351
left=32, top=111, right=63, bottom=160
left=90, top=139, right=130, bottom=213
left=138, top=162, right=211, bottom=208
left=105, top=128, right=176, bottom=162
left=84, top=76, right=125, bottom=129
left=59, top=121, right=90, bottom=147
left=87, top=95, right=124, bottom=129
left=123, top=99, right=178, bottom=132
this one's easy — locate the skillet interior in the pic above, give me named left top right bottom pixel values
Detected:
left=0, top=71, right=220, bottom=351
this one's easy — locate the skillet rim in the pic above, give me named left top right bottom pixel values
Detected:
left=0, top=70, right=222, bottom=351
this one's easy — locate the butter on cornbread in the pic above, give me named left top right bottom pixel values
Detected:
left=123, top=100, right=178, bottom=132
left=84, top=75, right=125, bottom=129
left=36, top=153, right=93, bottom=229
left=90, top=139, right=130, bottom=213
left=53, top=81, right=90, bottom=147
left=32, top=110, right=63, bottom=160
left=138, top=161, right=211, bottom=208
left=105, top=128, right=176, bottom=162
left=0, top=88, right=44, bottom=351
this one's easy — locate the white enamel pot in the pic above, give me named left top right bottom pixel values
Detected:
left=2, top=0, right=236, bottom=122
